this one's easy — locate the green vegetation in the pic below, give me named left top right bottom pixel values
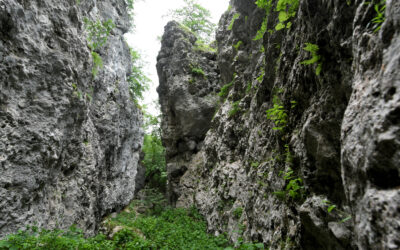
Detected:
left=322, top=200, right=352, bottom=223
left=274, top=0, right=299, bottom=31
left=142, top=134, right=166, bottom=191
left=246, top=82, right=252, bottom=94
left=253, top=0, right=299, bottom=40
left=142, top=110, right=167, bottom=192
left=127, top=49, right=150, bottom=103
left=229, top=101, right=241, bottom=117
left=91, top=51, right=103, bottom=77
left=370, top=0, right=386, bottom=32
left=218, top=77, right=235, bottom=99
left=266, top=95, right=288, bottom=131
left=273, top=168, right=304, bottom=201
left=125, top=0, right=135, bottom=21
left=300, top=43, right=323, bottom=76
left=191, top=66, right=205, bottom=77
left=0, top=193, right=265, bottom=249
left=167, top=0, right=216, bottom=42
left=253, top=0, right=273, bottom=41
left=194, top=40, right=216, bottom=53
left=84, top=18, right=115, bottom=51
left=256, top=69, right=265, bottom=83
left=228, top=13, right=241, bottom=31
left=0, top=226, right=114, bottom=249
left=233, top=40, right=243, bottom=51
left=233, top=207, right=244, bottom=219
left=84, top=18, right=115, bottom=77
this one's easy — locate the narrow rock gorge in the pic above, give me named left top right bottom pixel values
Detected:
left=0, top=0, right=143, bottom=237
left=157, top=0, right=400, bottom=249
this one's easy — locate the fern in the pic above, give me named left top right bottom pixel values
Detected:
left=266, top=95, right=287, bottom=131
left=300, top=43, right=323, bottom=76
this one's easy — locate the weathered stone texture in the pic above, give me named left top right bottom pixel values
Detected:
left=156, top=21, right=220, bottom=205
left=158, top=0, right=399, bottom=249
left=0, top=0, right=143, bottom=236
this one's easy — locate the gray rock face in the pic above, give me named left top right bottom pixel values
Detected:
left=156, top=21, right=220, bottom=205
left=0, top=0, right=143, bottom=236
left=157, top=0, right=400, bottom=249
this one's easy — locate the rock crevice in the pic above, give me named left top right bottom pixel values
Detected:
left=157, top=0, right=400, bottom=249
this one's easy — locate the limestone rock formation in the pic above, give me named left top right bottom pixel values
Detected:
left=0, top=0, right=143, bottom=236
left=156, top=21, right=220, bottom=205
left=157, top=0, right=400, bottom=249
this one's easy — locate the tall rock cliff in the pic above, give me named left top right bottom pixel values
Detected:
left=157, top=0, right=400, bottom=249
left=157, top=21, right=220, bottom=206
left=0, top=0, right=143, bottom=236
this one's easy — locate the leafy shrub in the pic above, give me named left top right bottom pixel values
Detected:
left=84, top=18, right=115, bottom=51
left=84, top=18, right=115, bottom=77
left=0, top=199, right=266, bottom=249
left=0, top=226, right=114, bottom=249
left=275, top=0, right=299, bottom=31
left=91, top=51, right=103, bottom=77
left=266, top=95, right=288, bottom=131
left=273, top=168, right=304, bottom=201
left=142, top=133, right=167, bottom=192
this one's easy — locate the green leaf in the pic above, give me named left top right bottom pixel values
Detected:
left=278, top=11, right=289, bottom=22
left=275, top=22, right=285, bottom=31
left=328, top=205, right=336, bottom=213
left=316, top=63, right=322, bottom=76
left=340, top=216, right=352, bottom=223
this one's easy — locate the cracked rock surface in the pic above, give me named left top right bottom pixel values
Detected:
left=157, top=0, right=400, bottom=248
left=0, top=0, right=143, bottom=236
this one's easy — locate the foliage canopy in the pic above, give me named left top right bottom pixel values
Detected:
left=168, top=0, right=216, bottom=42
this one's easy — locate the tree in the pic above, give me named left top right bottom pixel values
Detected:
left=168, top=0, right=216, bottom=42
left=127, top=48, right=150, bottom=103
left=142, top=108, right=167, bottom=192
